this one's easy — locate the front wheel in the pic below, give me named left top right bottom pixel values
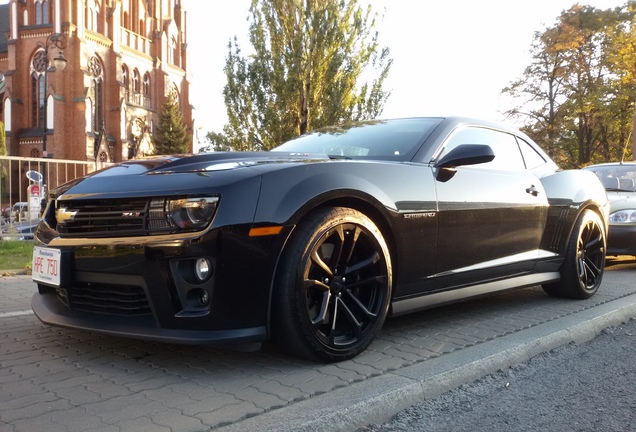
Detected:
left=272, top=207, right=392, bottom=362
left=543, top=209, right=606, bottom=299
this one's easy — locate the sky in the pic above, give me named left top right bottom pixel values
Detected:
left=183, top=0, right=624, bottom=147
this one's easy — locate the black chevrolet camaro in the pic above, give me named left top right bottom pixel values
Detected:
left=32, top=117, right=609, bottom=362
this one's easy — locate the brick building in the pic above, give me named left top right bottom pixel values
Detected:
left=0, top=0, right=192, bottom=163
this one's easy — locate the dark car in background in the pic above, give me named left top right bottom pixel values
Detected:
left=583, top=162, right=636, bottom=257
left=31, top=117, right=609, bottom=362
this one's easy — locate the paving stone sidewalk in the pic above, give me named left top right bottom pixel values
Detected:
left=1, top=259, right=635, bottom=432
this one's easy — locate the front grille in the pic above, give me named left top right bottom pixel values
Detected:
left=56, top=199, right=148, bottom=236
left=62, top=283, right=152, bottom=316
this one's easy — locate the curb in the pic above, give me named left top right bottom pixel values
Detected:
left=1, top=268, right=31, bottom=277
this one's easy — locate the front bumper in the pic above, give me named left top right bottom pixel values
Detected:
left=607, top=224, right=636, bottom=256
left=32, top=290, right=266, bottom=345
left=30, top=223, right=285, bottom=346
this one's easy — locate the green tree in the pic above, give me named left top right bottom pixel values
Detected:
left=208, top=0, right=393, bottom=151
left=152, top=92, right=191, bottom=155
left=199, top=131, right=231, bottom=153
left=504, top=3, right=634, bottom=167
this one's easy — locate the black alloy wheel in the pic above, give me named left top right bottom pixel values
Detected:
left=272, top=207, right=392, bottom=362
left=543, top=209, right=606, bottom=299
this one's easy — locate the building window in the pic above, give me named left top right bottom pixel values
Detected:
left=122, top=65, right=130, bottom=102
left=168, top=85, right=180, bottom=108
left=35, top=0, right=50, bottom=25
left=132, top=69, right=140, bottom=93
left=89, top=57, right=104, bottom=132
left=122, top=65, right=128, bottom=86
left=171, top=37, right=179, bottom=66
left=31, top=50, right=47, bottom=128
left=143, top=73, right=150, bottom=97
left=87, top=0, right=99, bottom=31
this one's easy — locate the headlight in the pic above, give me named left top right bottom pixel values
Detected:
left=609, top=209, right=636, bottom=223
left=149, top=196, right=219, bottom=232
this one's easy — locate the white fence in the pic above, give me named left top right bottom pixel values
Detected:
left=1, top=156, right=110, bottom=239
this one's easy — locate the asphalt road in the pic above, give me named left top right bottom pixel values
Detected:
left=360, top=259, right=636, bottom=432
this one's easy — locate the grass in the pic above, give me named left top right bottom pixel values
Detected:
left=0, top=240, right=33, bottom=271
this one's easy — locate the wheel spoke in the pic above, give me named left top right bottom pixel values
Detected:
left=342, top=288, right=379, bottom=321
left=311, top=249, right=333, bottom=277
left=341, top=225, right=362, bottom=265
left=335, top=297, right=363, bottom=339
left=344, top=274, right=387, bottom=290
left=345, top=251, right=380, bottom=276
left=310, top=290, right=332, bottom=327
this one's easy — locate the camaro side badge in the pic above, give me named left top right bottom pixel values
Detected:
left=56, top=207, right=78, bottom=223
left=404, top=212, right=436, bottom=219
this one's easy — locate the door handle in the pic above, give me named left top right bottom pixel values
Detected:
left=526, top=185, right=540, bottom=197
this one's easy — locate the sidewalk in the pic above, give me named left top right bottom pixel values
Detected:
left=1, top=259, right=635, bottom=432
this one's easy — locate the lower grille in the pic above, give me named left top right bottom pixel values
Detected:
left=62, top=283, right=152, bottom=316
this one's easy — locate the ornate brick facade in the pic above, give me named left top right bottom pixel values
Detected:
left=0, top=0, right=192, bottom=162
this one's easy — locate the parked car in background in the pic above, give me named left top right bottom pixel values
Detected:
left=31, top=117, right=609, bottom=362
left=9, top=202, right=29, bottom=222
left=583, top=162, right=636, bottom=257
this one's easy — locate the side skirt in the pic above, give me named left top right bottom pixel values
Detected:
left=390, top=272, right=560, bottom=317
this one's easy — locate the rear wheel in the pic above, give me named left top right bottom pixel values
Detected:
left=272, top=207, right=392, bottom=362
left=543, top=209, right=606, bottom=299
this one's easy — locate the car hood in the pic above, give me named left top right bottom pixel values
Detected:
left=104, top=152, right=330, bottom=175
left=51, top=152, right=330, bottom=199
left=607, top=191, right=636, bottom=211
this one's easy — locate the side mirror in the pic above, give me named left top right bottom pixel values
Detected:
left=434, top=144, right=495, bottom=169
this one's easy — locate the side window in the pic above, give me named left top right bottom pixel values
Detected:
left=517, top=137, right=546, bottom=170
left=438, top=127, right=525, bottom=170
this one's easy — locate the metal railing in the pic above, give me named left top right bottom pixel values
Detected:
left=1, top=156, right=111, bottom=239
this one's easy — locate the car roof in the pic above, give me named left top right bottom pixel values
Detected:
left=584, top=162, right=636, bottom=168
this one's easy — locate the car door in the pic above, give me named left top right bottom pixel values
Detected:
left=432, top=126, right=549, bottom=288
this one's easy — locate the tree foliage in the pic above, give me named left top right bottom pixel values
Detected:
left=207, top=0, right=393, bottom=151
left=152, top=92, right=191, bottom=155
left=503, top=2, right=635, bottom=168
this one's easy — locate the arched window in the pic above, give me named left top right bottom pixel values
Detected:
left=88, top=56, right=104, bottom=132
left=35, top=0, right=49, bottom=25
left=169, top=85, right=179, bottom=106
left=122, top=65, right=129, bottom=89
left=143, top=73, right=150, bottom=98
left=132, top=69, right=140, bottom=93
left=171, top=37, right=179, bottom=67
left=31, top=50, right=47, bottom=128
left=85, top=98, right=93, bottom=133
left=87, top=1, right=99, bottom=31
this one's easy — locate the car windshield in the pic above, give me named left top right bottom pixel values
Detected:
left=271, top=118, right=443, bottom=161
left=585, top=165, right=636, bottom=192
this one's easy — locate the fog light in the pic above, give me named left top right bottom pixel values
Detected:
left=195, top=258, right=211, bottom=281
left=198, top=289, right=210, bottom=306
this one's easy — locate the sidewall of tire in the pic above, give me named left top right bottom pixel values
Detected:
left=544, top=209, right=606, bottom=299
left=272, top=207, right=392, bottom=362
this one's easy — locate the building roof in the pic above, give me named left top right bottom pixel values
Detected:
left=0, top=4, right=9, bottom=53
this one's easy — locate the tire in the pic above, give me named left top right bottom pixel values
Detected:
left=543, top=209, right=606, bottom=299
left=272, top=207, right=392, bottom=362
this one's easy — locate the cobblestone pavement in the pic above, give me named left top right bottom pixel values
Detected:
left=1, top=258, right=635, bottom=432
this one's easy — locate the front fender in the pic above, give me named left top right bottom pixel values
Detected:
left=253, top=162, right=437, bottom=225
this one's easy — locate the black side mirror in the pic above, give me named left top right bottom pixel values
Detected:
left=434, top=144, right=495, bottom=169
